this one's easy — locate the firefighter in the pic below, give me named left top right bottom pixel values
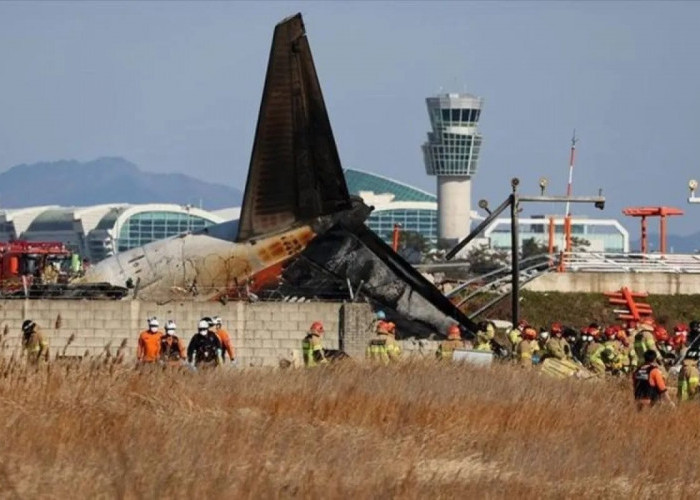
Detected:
left=653, top=325, right=674, bottom=362
left=474, top=321, right=494, bottom=351
left=615, top=328, right=634, bottom=373
left=437, top=324, right=467, bottom=360
left=584, top=324, right=606, bottom=376
left=160, top=320, right=186, bottom=364
left=601, top=326, right=624, bottom=374
left=137, top=317, right=163, bottom=364
left=508, top=319, right=528, bottom=352
left=537, top=330, right=550, bottom=354
left=302, top=321, right=328, bottom=368
left=678, top=351, right=700, bottom=402
left=564, top=327, right=583, bottom=362
left=213, top=316, right=236, bottom=363
left=516, top=327, right=538, bottom=367
left=671, top=324, right=689, bottom=361
left=21, top=319, right=48, bottom=364
left=633, top=318, right=660, bottom=363
left=367, top=320, right=401, bottom=364
left=187, top=320, right=222, bottom=368
left=633, top=350, right=674, bottom=409
left=544, top=322, right=572, bottom=360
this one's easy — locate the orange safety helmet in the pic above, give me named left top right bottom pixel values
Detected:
left=447, top=324, right=461, bottom=339
left=604, top=326, right=617, bottom=339
left=653, top=325, right=669, bottom=343
left=551, top=322, right=563, bottom=334
left=309, top=321, right=325, bottom=335
left=671, top=332, right=687, bottom=349
left=386, top=322, right=397, bottom=335
left=523, top=327, right=537, bottom=340
left=587, top=324, right=601, bottom=339
left=674, top=323, right=689, bottom=334
left=376, top=320, right=390, bottom=334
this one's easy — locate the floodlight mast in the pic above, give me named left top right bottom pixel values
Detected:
left=446, top=178, right=605, bottom=327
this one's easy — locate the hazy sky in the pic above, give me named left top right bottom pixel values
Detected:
left=1, top=1, right=700, bottom=235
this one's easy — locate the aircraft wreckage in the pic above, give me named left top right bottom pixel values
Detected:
left=81, top=13, right=477, bottom=337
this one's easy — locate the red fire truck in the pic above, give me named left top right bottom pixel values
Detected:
left=0, top=241, right=73, bottom=293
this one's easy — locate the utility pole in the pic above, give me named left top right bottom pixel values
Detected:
left=509, top=187, right=520, bottom=325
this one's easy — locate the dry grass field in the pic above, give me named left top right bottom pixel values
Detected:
left=0, top=359, right=698, bottom=499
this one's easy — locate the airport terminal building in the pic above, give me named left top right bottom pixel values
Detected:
left=0, top=204, right=227, bottom=263
left=0, top=170, right=628, bottom=264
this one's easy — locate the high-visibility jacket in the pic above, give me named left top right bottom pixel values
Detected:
left=634, top=331, right=659, bottom=362
left=544, top=337, right=571, bottom=360
left=23, top=329, right=48, bottom=363
left=302, top=334, right=327, bottom=368
left=366, top=334, right=401, bottom=364
left=508, top=328, right=522, bottom=349
left=516, top=339, right=533, bottom=367
left=602, top=340, right=623, bottom=371
left=585, top=341, right=606, bottom=375
left=437, top=338, right=466, bottom=360
left=474, top=324, right=494, bottom=351
left=678, top=361, right=700, bottom=402
left=137, top=330, right=163, bottom=362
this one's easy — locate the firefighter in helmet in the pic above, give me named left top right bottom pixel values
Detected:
left=302, top=321, right=328, bottom=368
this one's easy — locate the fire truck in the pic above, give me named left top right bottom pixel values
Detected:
left=0, top=241, right=74, bottom=294
left=0, top=241, right=128, bottom=299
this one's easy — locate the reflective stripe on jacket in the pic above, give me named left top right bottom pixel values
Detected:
left=302, top=334, right=327, bottom=367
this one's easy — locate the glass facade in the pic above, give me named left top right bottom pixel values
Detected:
left=366, top=208, right=438, bottom=245
left=488, top=220, right=627, bottom=253
left=423, top=94, right=483, bottom=177
left=116, top=211, right=215, bottom=252
left=344, top=169, right=436, bottom=202
left=344, top=169, right=438, bottom=247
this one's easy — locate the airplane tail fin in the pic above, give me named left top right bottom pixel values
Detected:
left=236, top=13, right=351, bottom=242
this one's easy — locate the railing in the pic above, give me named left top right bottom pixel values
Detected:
left=561, top=252, right=700, bottom=273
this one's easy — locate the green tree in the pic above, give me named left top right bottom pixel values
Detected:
left=465, top=244, right=509, bottom=274
left=521, top=237, right=548, bottom=260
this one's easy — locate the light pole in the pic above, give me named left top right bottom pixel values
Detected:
left=688, top=179, right=700, bottom=204
left=446, top=178, right=605, bottom=326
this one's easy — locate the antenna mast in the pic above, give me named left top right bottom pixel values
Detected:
left=565, top=130, right=578, bottom=216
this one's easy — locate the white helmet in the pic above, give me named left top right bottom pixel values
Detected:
left=198, top=320, right=209, bottom=332
left=165, top=320, right=176, bottom=333
left=213, top=316, right=223, bottom=326
left=147, top=317, right=159, bottom=327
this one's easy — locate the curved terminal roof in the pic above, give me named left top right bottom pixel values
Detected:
left=344, top=169, right=436, bottom=203
left=27, top=209, right=77, bottom=232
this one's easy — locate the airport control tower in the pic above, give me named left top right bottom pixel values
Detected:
left=422, top=93, right=484, bottom=249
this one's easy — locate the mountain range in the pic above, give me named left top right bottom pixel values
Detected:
left=0, top=157, right=242, bottom=209
left=630, top=233, right=700, bottom=254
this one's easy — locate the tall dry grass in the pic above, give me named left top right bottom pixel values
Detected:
left=0, top=358, right=697, bottom=499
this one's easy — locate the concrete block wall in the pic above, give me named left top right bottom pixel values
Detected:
left=526, top=272, right=700, bottom=295
left=0, top=300, right=373, bottom=368
left=340, top=303, right=376, bottom=358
